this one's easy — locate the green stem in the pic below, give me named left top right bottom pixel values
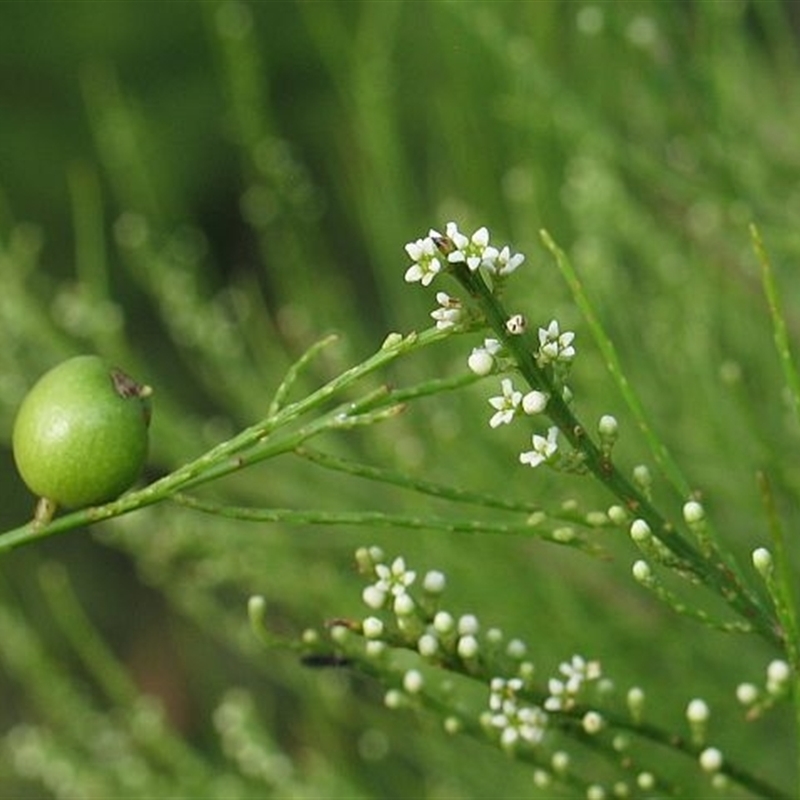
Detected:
left=751, top=223, right=800, bottom=429
left=756, top=470, right=800, bottom=786
left=540, top=229, right=693, bottom=499
left=169, top=493, right=600, bottom=553
left=450, top=262, right=780, bottom=646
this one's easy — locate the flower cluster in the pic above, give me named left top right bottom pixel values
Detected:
left=403, top=222, right=580, bottom=471
left=316, top=549, right=614, bottom=760
left=404, top=222, right=525, bottom=287
left=282, top=546, right=762, bottom=795
left=544, top=654, right=602, bottom=711
left=487, top=677, right=548, bottom=749
left=735, top=657, right=792, bottom=719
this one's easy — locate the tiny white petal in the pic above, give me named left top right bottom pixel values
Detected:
left=472, top=226, right=490, bottom=247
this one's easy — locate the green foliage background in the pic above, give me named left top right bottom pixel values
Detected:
left=1, top=1, right=799, bottom=796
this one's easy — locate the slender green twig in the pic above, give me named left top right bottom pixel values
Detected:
left=540, top=231, right=759, bottom=600
left=0, top=327, right=447, bottom=554
left=448, top=253, right=780, bottom=646
left=756, top=470, right=800, bottom=785
left=170, top=493, right=601, bottom=553
left=295, top=446, right=546, bottom=514
left=751, top=223, right=800, bottom=429
left=267, top=332, right=340, bottom=417
left=296, top=611, right=791, bottom=800
left=756, top=473, right=799, bottom=663
left=540, top=229, right=692, bottom=499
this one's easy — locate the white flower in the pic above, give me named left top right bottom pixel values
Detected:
left=384, top=689, right=403, bottom=709
left=493, top=245, right=525, bottom=276
left=489, top=677, right=524, bottom=713
left=457, top=613, right=480, bottom=635
left=491, top=702, right=548, bottom=749
left=488, top=378, right=522, bottom=428
left=404, top=236, right=443, bottom=286
left=467, top=337, right=502, bottom=376
left=683, top=500, right=704, bottom=524
left=560, top=655, right=602, bottom=690
left=699, top=747, right=723, bottom=773
left=433, top=610, right=454, bottom=633
left=522, top=390, right=548, bottom=415
left=467, top=350, right=493, bottom=376
left=519, top=426, right=559, bottom=468
left=393, top=592, right=416, bottom=616
left=627, top=687, right=645, bottom=718
left=506, top=638, right=527, bottom=659
left=582, top=711, right=604, bottom=734
left=544, top=678, right=568, bottom=711
left=632, top=560, right=652, bottom=583
left=362, top=616, right=384, bottom=638
left=430, top=291, right=462, bottom=331
left=403, top=669, right=424, bottom=694
left=629, top=519, right=651, bottom=542
left=372, top=556, right=416, bottom=598
left=735, top=683, right=758, bottom=705
left=598, top=414, right=618, bottom=439
left=418, top=633, right=439, bottom=658
left=442, top=223, right=498, bottom=272
left=686, top=698, right=710, bottom=723
left=537, top=319, right=576, bottom=364
left=767, top=659, right=791, bottom=694
left=544, top=655, right=601, bottom=711
left=457, top=634, right=479, bottom=659
left=752, top=547, right=773, bottom=576
left=422, top=570, right=446, bottom=594
left=362, top=584, right=387, bottom=609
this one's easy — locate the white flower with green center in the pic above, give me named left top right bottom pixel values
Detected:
left=440, top=223, right=499, bottom=272
left=373, top=556, right=416, bottom=598
left=404, top=236, right=442, bottom=286
left=488, top=378, right=522, bottom=428
left=520, top=426, right=559, bottom=468
left=489, top=676, right=524, bottom=714
left=538, top=319, right=576, bottom=363
left=493, top=704, right=549, bottom=749
left=493, top=245, right=525, bottom=276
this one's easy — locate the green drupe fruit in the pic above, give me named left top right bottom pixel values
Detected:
left=12, top=355, right=152, bottom=510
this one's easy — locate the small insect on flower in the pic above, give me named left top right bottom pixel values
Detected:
left=432, top=233, right=456, bottom=256
left=506, top=314, right=526, bottom=335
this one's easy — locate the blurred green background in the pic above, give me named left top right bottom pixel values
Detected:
left=1, top=1, right=800, bottom=796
